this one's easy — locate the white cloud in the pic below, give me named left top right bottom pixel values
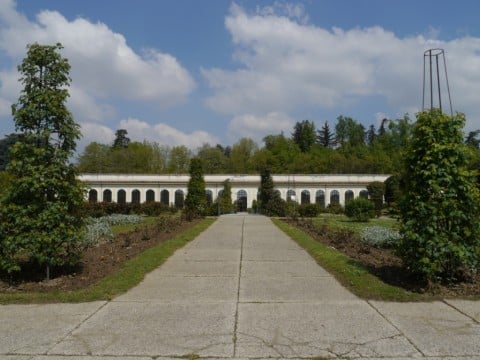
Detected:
left=0, top=0, right=195, bottom=124
left=119, top=118, right=219, bottom=148
left=203, top=3, right=480, bottom=131
left=228, top=112, right=294, bottom=142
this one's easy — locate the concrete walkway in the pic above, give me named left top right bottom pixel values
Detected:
left=1, top=214, right=479, bottom=359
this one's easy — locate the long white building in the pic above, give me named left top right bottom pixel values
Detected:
left=79, top=174, right=389, bottom=211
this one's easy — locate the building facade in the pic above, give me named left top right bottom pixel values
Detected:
left=80, top=174, right=389, bottom=210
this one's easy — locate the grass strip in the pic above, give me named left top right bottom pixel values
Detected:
left=0, top=218, right=216, bottom=304
left=272, top=218, right=428, bottom=302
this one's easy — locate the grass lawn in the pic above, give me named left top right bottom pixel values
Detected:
left=312, top=213, right=400, bottom=234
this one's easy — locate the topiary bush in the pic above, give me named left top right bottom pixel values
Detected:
left=344, top=198, right=374, bottom=222
left=326, top=203, right=344, bottom=214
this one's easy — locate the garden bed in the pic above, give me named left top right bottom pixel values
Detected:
left=287, top=218, right=480, bottom=298
left=0, top=216, right=200, bottom=294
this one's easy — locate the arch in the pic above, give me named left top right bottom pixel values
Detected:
left=175, top=189, right=184, bottom=208
left=103, top=189, right=112, bottom=203
left=315, top=190, right=325, bottom=208
left=301, top=190, right=310, bottom=204
left=206, top=189, right=213, bottom=205
left=160, top=189, right=169, bottom=205
left=237, top=189, right=247, bottom=212
left=88, top=189, right=98, bottom=203
left=131, top=189, right=141, bottom=204
left=287, top=189, right=296, bottom=202
left=330, top=190, right=340, bottom=205
left=359, top=190, right=369, bottom=199
left=146, top=189, right=155, bottom=202
left=274, top=189, right=281, bottom=198
left=117, top=189, right=126, bottom=204
left=345, top=190, right=354, bottom=203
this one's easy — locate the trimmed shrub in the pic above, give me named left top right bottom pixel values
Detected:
left=326, top=203, right=344, bottom=214
left=297, top=203, right=321, bottom=217
left=345, top=198, right=374, bottom=222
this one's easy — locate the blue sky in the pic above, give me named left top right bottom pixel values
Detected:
left=1, top=0, right=480, bottom=153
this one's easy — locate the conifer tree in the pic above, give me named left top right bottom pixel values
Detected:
left=0, top=43, right=85, bottom=279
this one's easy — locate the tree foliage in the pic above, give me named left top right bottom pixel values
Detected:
left=345, top=198, right=374, bottom=222
left=292, top=119, right=316, bottom=152
left=257, top=167, right=285, bottom=216
left=367, top=181, right=385, bottom=217
left=317, top=121, right=336, bottom=148
left=184, top=157, right=207, bottom=219
left=0, top=43, right=85, bottom=278
left=398, top=109, right=480, bottom=282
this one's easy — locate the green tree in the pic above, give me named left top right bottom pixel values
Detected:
left=257, top=167, right=285, bottom=216
left=229, top=137, right=258, bottom=173
left=317, top=121, right=335, bottom=148
left=218, top=179, right=233, bottom=214
left=112, top=129, right=130, bottom=149
left=0, top=43, right=85, bottom=279
left=184, top=157, right=207, bottom=219
left=77, top=142, right=112, bottom=173
left=197, top=144, right=228, bottom=173
left=0, top=133, right=23, bottom=171
left=292, top=120, right=316, bottom=152
left=398, top=109, right=480, bottom=282
left=167, top=145, right=191, bottom=173
left=344, top=198, right=374, bottom=222
left=335, top=115, right=365, bottom=147
left=367, top=181, right=385, bottom=217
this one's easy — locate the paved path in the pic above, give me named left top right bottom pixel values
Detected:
left=1, top=214, right=479, bottom=359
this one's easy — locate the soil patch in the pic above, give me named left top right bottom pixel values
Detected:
left=288, top=218, right=480, bottom=298
left=0, top=218, right=200, bottom=293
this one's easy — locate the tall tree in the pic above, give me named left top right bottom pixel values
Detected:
left=292, top=120, right=316, bottom=152
left=366, top=125, right=377, bottom=146
left=229, top=137, right=258, bottom=173
left=258, top=167, right=285, bottom=216
left=167, top=145, right=191, bottom=173
left=0, top=43, right=85, bottom=278
left=398, top=109, right=480, bottom=282
left=112, top=129, right=130, bottom=149
left=184, top=157, right=207, bottom=219
left=317, top=121, right=335, bottom=148
left=465, top=130, right=480, bottom=148
left=218, top=178, right=233, bottom=214
left=335, top=115, right=365, bottom=147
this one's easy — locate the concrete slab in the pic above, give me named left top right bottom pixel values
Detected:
left=242, top=248, right=312, bottom=261
left=158, top=259, right=239, bottom=277
left=235, top=302, right=419, bottom=358
left=370, top=301, right=480, bottom=357
left=115, top=275, right=238, bottom=302
left=445, top=299, right=480, bottom=322
left=241, top=259, right=331, bottom=278
left=188, top=237, right=242, bottom=249
left=240, top=276, right=357, bottom=302
left=176, top=248, right=241, bottom=261
left=0, top=302, right=106, bottom=355
left=49, top=302, right=236, bottom=358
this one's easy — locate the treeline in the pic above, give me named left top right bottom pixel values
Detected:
left=76, top=116, right=420, bottom=174
left=2, top=115, right=479, bottom=176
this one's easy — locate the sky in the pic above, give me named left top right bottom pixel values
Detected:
left=1, top=0, right=480, bottom=153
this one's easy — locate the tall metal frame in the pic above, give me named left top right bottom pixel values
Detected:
left=422, top=48, right=453, bottom=115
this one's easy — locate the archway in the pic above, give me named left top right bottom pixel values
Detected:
left=315, top=190, right=325, bottom=208
left=345, top=190, right=354, bottom=203
left=88, top=189, right=98, bottom=203
left=160, top=190, right=169, bottom=205
left=360, top=190, right=369, bottom=199
left=175, top=189, right=184, bottom=208
left=237, top=189, right=247, bottom=212
left=146, top=189, right=155, bottom=202
left=103, top=189, right=112, bottom=203
left=206, top=190, right=213, bottom=205
left=117, top=189, right=126, bottom=204
left=301, top=190, right=310, bottom=204
left=330, top=190, right=340, bottom=205
left=131, top=189, right=141, bottom=204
